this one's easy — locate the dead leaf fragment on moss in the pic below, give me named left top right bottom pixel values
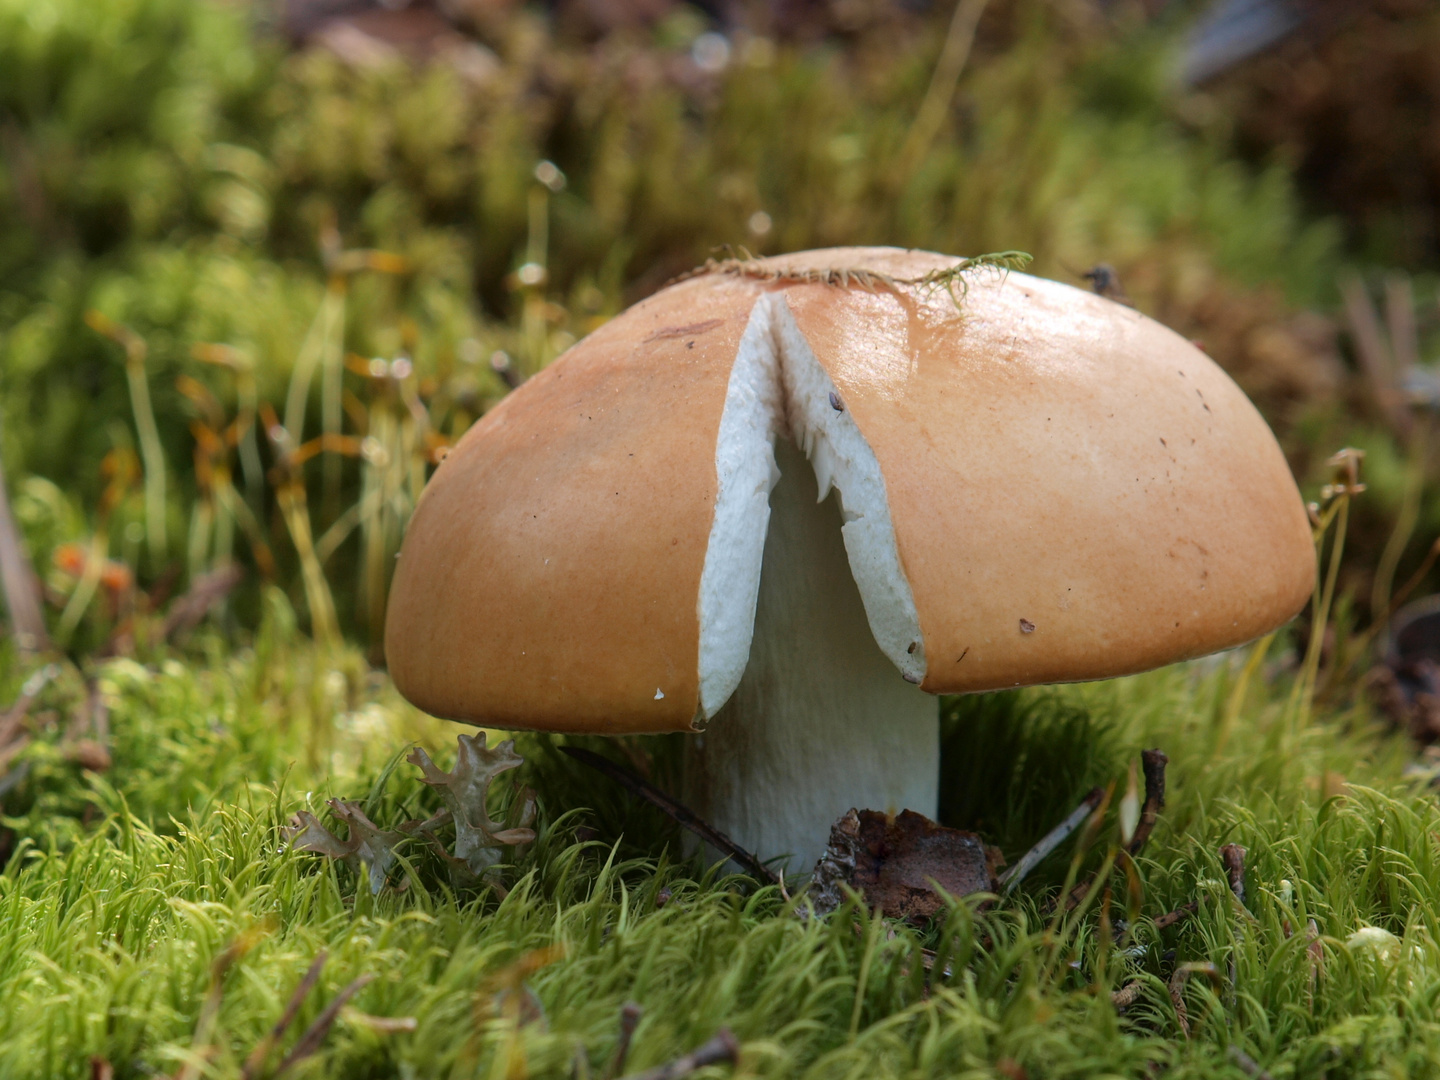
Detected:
left=809, top=809, right=1002, bottom=922
left=408, top=733, right=537, bottom=878
left=288, top=798, right=408, bottom=895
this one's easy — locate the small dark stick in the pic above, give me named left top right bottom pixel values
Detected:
left=1226, top=1045, right=1272, bottom=1080
left=999, top=787, right=1103, bottom=892
left=606, top=1002, right=643, bottom=1079
left=1061, top=750, right=1167, bottom=911
left=1220, top=844, right=1247, bottom=906
left=272, top=974, right=375, bottom=1077
left=622, top=1029, right=739, bottom=1080
left=1110, top=981, right=1143, bottom=1009
left=0, top=664, right=58, bottom=750
left=1218, top=843, right=1247, bottom=1009
left=1126, top=749, right=1169, bottom=855
left=1153, top=901, right=1198, bottom=930
left=559, top=746, right=780, bottom=885
left=1168, top=970, right=1189, bottom=1039
left=241, top=952, right=328, bottom=1080
left=1167, top=962, right=1220, bottom=1040
left=159, top=565, right=244, bottom=643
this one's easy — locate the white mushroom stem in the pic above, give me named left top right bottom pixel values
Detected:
left=686, top=295, right=939, bottom=876
left=683, top=440, right=939, bottom=874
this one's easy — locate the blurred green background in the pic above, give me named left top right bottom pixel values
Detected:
left=0, top=0, right=1437, bottom=659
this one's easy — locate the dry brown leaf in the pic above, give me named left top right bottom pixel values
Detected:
left=809, top=809, right=1002, bottom=922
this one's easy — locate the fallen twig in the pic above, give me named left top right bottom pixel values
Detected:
left=1340, top=274, right=1413, bottom=440
left=1226, top=1045, right=1272, bottom=1080
left=1153, top=901, right=1198, bottom=931
left=241, top=952, right=327, bottom=1080
left=1219, top=843, right=1247, bottom=1005
left=1306, top=918, right=1322, bottom=1002
left=1220, top=844, right=1247, bottom=907
left=272, top=973, right=375, bottom=1077
left=622, top=1028, right=739, bottom=1080
left=159, top=565, right=244, bottom=643
left=606, top=1002, right=642, bottom=1079
left=1063, top=751, right=1168, bottom=911
left=999, top=787, right=1103, bottom=892
left=1111, top=980, right=1143, bottom=1009
left=559, top=746, right=779, bottom=885
left=0, top=664, right=58, bottom=749
left=1126, top=750, right=1169, bottom=855
left=1168, top=961, right=1221, bottom=1039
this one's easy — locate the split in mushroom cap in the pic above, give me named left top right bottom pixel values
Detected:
left=384, top=247, right=1315, bottom=872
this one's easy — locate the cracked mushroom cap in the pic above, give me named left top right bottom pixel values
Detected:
left=384, top=247, right=1315, bottom=733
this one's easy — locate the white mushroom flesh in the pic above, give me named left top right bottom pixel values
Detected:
left=690, top=293, right=939, bottom=874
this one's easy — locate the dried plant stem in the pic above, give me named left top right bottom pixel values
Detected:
left=88, top=313, right=167, bottom=567
left=686, top=251, right=1030, bottom=307
left=1058, top=752, right=1166, bottom=912
left=241, top=952, right=327, bottom=1080
left=0, top=424, right=50, bottom=652
left=1215, top=632, right=1274, bottom=756
left=276, top=483, right=340, bottom=650
left=126, top=355, right=167, bottom=567
left=56, top=532, right=108, bottom=645
left=1340, top=275, right=1410, bottom=438
left=284, top=279, right=343, bottom=447
left=558, top=746, right=779, bottom=885
left=1226, top=1045, right=1272, bottom=1080
left=999, top=787, right=1102, bottom=892
left=272, top=974, right=374, bottom=1077
left=1168, top=962, right=1221, bottom=1040
left=1110, top=981, right=1142, bottom=1009
left=1292, top=494, right=1350, bottom=726
left=606, top=1002, right=643, bottom=1080
left=320, top=278, right=348, bottom=524
left=1372, top=420, right=1428, bottom=624
left=1154, top=901, right=1198, bottom=930
left=622, top=1029, right=739, bottom=1080
left=897, top=0, right=991, bottom=178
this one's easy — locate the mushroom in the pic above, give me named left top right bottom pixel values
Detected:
left=384, top=247, right=1314, bottom=874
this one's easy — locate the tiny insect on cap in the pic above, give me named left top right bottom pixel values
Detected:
left=384, top=247, right=1314, bottom=732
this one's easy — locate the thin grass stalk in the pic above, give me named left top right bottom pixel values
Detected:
left=56, top=532, right=108, bottom=645
left=522, top=185, right=550, bottom=371
left=315, top=488, right=381, bottom=567
left=321, top=279, right=348, bottom=525
left=216, top=482, right=274, bottom=578
left=359, top=406, right=395, bottom=646
left=1214, top=632, right=1275, bottom=757
left=849, top=905, right=885, bottom=1038
left=283, top=279, right=343, bottom=447
left=90, top=315, right=168, bottom=569
left=1291, top=496, right=1350, bottom=728
left=1371, top=420, right=1428, bottom=623
left=276, top=482, right=340, bottom=650
left=125, top=353, right=168, bottom=570
left=187, top=497, right=213, bottom=584
left=896, top=0, right=990, bottom=180
left=213, top=465, right=235, bottom=571
left=236, top=368, right=264, bottom=518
